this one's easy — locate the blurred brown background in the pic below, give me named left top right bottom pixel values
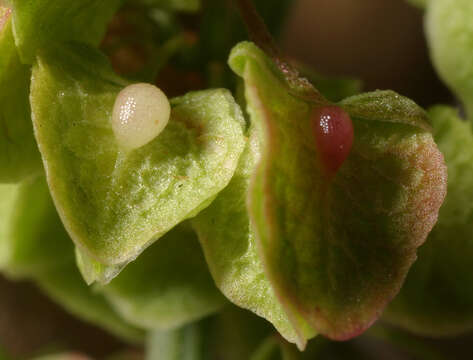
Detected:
left=282, top=0, right=451, bottom=107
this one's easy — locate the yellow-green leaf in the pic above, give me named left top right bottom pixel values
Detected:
left=30, top=44, right=246, bottom=283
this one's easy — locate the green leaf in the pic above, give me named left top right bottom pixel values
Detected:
left=249, top=334, right=370, bottom=360
left=249, top=336, right=282, bottom=360
left=229, top=42, right=447, bottom=341
left=0, top=176, right=144, bottom=343
left=192, top=124, right=316, bottom=346
left=209, top=305, right=275, bottom=360
left=0, top=16, right=41, bottom=182
left=32, top=354, right=91, bottom=360
left=36, top=261, right=145, bottom=344
left=0, top=344, right=12, bottom=360
left=0, top=183, right=18, bottom=272
left=384, top=106, right=473, bottom=336
left=99, top=222, right=226, bottom=331
left=298, top=67, right=362, bottom=103
left=0, top=176, right=72, bottom=278
left=425, top=0, right=473, bottom=120
left=405, top=0, right=428, bottom=8
left=11, top=0, right=125, bottom=63
left=146, top=323, right=205, bottom=360
left=340, top=90, right=432, bottom=131
left=145, top=305, right=275, bottom=360
left=30, top=44, right=246, bottom=283
left=132, top=0, right=200, bottom=12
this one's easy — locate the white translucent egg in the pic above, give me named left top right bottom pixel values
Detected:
left=112, top=83, right=171, bottom=151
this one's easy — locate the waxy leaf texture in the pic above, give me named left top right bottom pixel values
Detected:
left=385, top=106, right=473, bottom=336
left=229, top=41, right=447, bottom=344
left=30, top=44, right=246, bottom=283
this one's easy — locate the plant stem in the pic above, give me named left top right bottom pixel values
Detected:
left=234, top=0, right=327, bottom=105
left=235, top=0, right=279, bottom=58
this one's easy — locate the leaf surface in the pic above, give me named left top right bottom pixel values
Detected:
left=0, top=176, right=144, bottom=343
left=340, top=90, right=432, bottom=131
left=133, top=0, right=200, bottom=12
left=426, top=0, right=473, bottom=120
left=100, top=222, right=226, bottom=331
left=405, top=0, right=428, bottom=8
left=192, top=124, right=316, bottom=346
left=36, top=261, right=145, bottom=344
left=145, top=305, right=274, bottom=360
left=0, top=177, right=71, bottom=278
left=30, top=44, right=246, bottom=282
left=146, top=324, right=204, bottom=360
left=11, top=0, right=125, bottom=63
left=229, top=41, right=447, bottom=341
left=0, top=16, right=41, bottom=182
left=385, top=106, right=473, bottom=336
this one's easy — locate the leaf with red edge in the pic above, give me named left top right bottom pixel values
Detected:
left=229, top=41, right=447, bottom=342
left=384, top=106, right=473, bottom=336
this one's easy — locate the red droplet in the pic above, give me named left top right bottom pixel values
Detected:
left=311, top=105, right=354, bottom=177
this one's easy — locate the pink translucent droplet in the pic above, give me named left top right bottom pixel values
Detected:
left=311, top=105, right=354, bottom=177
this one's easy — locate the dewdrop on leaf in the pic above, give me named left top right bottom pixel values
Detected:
left=112, top=83, right=171, bottom=151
